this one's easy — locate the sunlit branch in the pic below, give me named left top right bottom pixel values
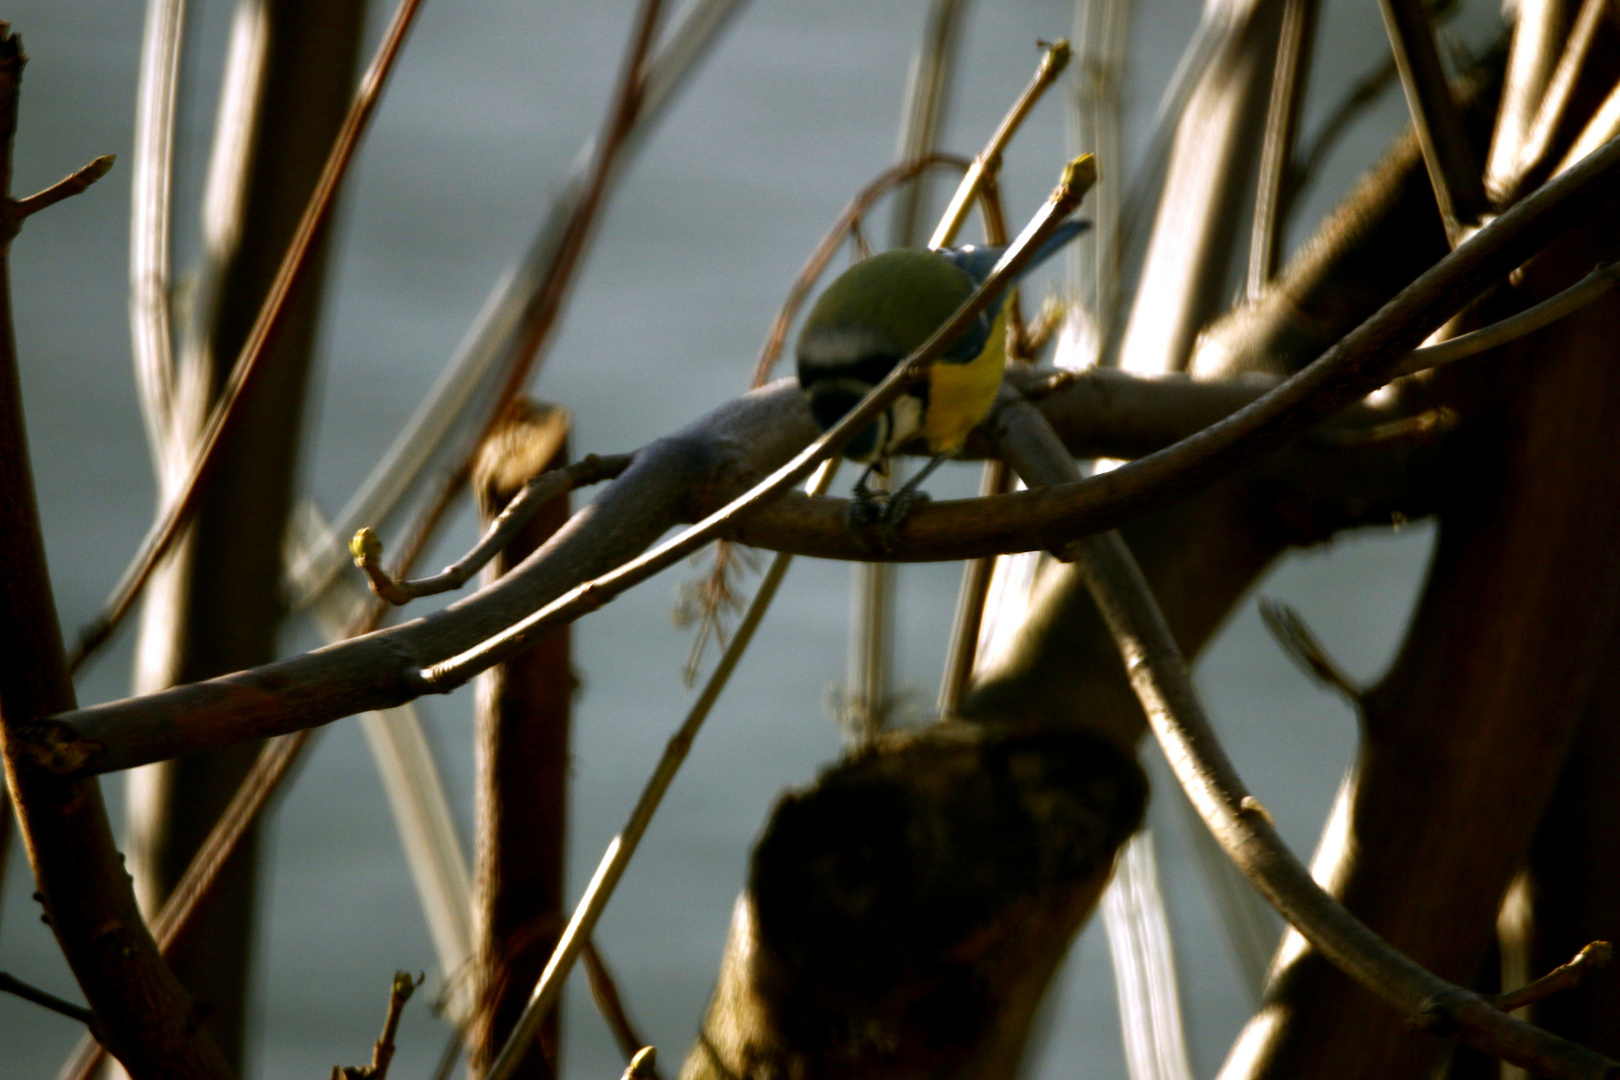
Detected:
left=353, top=452, right=632, bottom=606
left=128, top=0, right=186, bottom=453
left=929, top=37, right=1071, bottom=248
left=1375, top=0, right=1487, bottom=235
left=67, top=0, right=430, bottom=674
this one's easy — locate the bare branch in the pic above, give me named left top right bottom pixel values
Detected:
left=128, top=0, right=185, bottom=453
left=333, top=971, right=421, bottom=1080
left=1500, top=0, right=1609, bottom=201
left=1492, top=942, right=1613, bottom=1014
left=986, top=395, right=1620, bottom=1080
left=1485, top=0, right=1567, bottom=200
left=936, top=458, right=1009, bottom=716
left=929, top=37, right=1070, bottom=247
left=1396, top=259, right=1620, bottom=373
left=67, top=0, right=429, bottom=673
left=1376, top=0, right=1488, bottom=233
left=582, top=940, right=666, bottom=1080
left=0, top=972, right=96, bottom=1028
left=13, top=154, right=114, bottom=219
left=1248, top=0, right=1317, bottom=297
left=0, top=25, right=230, bottom=1078
left=480, top=462, right=837, bottom=1080
left=1257, top=597, right=1362, bottom=706
left=354, top=451, right=632, bottom=605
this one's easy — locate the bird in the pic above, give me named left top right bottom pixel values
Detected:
left=795, top=219, right=1089, bottom=531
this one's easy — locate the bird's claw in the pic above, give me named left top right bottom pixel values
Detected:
left=878, top=487, right=930, bottom=549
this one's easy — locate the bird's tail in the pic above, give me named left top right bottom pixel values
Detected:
left=938, top=218, right=1091, bottom=285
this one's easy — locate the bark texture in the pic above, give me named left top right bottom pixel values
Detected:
left=1223, top=194, right=1620, bottom=1080
left=471, top=403, right=576, bottom=1080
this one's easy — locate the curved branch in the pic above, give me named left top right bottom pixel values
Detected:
left=989, top=393, right=1620, bottom=1080
left=36, top=133, right=1620, bottom=778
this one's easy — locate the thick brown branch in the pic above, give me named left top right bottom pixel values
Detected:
left=0, top=25, right=231, bottom=1079
left=987, top=395, right=1620, bottom=1079
left=37, top=133, right=1620, bottom=778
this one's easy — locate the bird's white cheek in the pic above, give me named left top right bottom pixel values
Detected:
left=887, top=395, right=924, bottom=450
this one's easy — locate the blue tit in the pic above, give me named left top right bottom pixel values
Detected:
left=796, top=220, right=1088, bottom=522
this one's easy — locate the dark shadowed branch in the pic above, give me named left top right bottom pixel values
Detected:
left=986, top=391, right=1620, bottom=1079
left=0, top=25, right=231, bottom=1079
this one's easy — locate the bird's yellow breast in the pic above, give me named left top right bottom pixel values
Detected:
left=921, top=306, right=1008, bottom=454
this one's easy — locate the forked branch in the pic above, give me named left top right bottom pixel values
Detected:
left=986, top=393, right=1620, bottom=1079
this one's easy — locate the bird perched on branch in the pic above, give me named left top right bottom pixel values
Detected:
left=795, top=220, right=1087, bottom=529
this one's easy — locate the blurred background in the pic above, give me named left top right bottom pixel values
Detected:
left=0, top=0, right=1504, bottom=1075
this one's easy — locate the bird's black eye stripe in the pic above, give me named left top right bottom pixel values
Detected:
left=798, top=351, right=905, bottom=388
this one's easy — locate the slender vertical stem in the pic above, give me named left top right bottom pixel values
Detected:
left=936, top=458, right=1009, bottom=715
left=0, top=27, right=230, bottom=1078
left=1247, top=0, right=1317, bottom=298
left=129, top=0, right=187, bottom=454
left=889, top=0, right=971, bottom=249
left=68, top=0, right=430, bottom=671
left=480, top=461, right=838, bottom=1080
left=471, top=404, right=575, bottom=1080
left=849, top=0, right=969, bottom=742
left=1375, top=0, right=1488, bottom=235
left=1069, top=0, right=1131, bottom=360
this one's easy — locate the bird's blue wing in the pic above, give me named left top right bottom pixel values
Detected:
left=936, top=218, right=1091, bottom=285
left=931, top=218, right=1090, bottom=361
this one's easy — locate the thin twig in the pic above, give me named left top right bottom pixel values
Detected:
left=1286, top=55, right=1399, bottom=209
left=335, top=0, right=668, bottom=636
left=419, top=159, right=1096, bottom=693
left=332, top=971, right=422, bottom=1080
left=583, top=940, right=667, bottom=1080
left=353, top=452, right=632, bottom=605
left=1375, top=0, right=1487, bottom=235
left=929, top=37, right=1071, bottom=247
left=1396, top=261, right=1620, bottom=373
left=128, top=0, right=185, bottom=454
left=987, top=393, right=1620, bottom=1080
left=1257, top=597, right=1361, bottom=706
left=936, top=457, right=1009, bottom=716
left=480, top=462, right=840, bottom=1080
left=1248, top=0, right=1317, bottom=298
left=888, top=0, right=970, bottom=249
left=288, top=0, right=746, bottom=613
left=1491, top=942, right=1612, bottom=1014
left=13, top=155, right=115, bottom=219
left=0, top=972, right=96, bottom=1028
left=66, top=0, right=429, bottom=674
